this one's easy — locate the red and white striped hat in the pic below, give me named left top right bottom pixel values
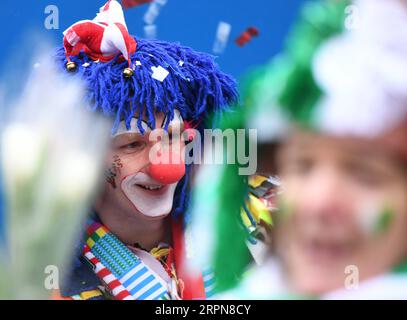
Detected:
left=63, top=0, right=136, bottom=68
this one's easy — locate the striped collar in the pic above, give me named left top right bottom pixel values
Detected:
left=60, top=213, right=215, bottom=299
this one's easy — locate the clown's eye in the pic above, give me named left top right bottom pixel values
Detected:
left=121, top=141, right=147, bottom=152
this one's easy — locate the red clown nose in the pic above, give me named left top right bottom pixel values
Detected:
left=149, top=151, right=186, bottom=185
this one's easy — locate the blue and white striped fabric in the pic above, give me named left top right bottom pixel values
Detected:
left=119, top=260, right=169, bottom=300
left=87, top=221, right=170, bottom=300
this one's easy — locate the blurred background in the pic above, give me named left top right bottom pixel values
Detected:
left=0, top=0, right=306, bottom=79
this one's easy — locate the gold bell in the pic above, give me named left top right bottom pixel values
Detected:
left=123, top=67, right=134, bottom=78
left=66, top=61, right=77, bottom=71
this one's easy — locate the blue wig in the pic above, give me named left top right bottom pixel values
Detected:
left=54, top=37, right=238, bottom=219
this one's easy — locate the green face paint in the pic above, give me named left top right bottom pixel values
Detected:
left=373, top=207, right=394, bottom=235
left=359, top=204, right=395, bottom=237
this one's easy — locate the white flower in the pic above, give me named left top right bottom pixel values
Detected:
left=2, top=124, right=46, bottom=186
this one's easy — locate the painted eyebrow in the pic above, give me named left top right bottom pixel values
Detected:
left=138, top=115, right=164, bottom=130
left=160, top=114, right=167, bottom=128
left=131, top=110, right=151, bottom=127
left=138, top=118, right=150, bottom=130
left=161, top=114, right=173, bottom=129
left=113, top=118, right=150, bottom=138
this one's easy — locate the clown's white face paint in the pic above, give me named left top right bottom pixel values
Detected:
left=121, top=172, right=178, bottom=218
left=110, top=110, right=184, bottom=218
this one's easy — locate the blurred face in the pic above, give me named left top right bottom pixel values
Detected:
left=99, top=111, right=186, bottom=220
left=273, top=130, right=407, bottom=295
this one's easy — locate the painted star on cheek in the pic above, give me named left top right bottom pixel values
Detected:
left=112, top=155, right=123, bottom=172
left=105, top=168, right=117, bottom=189
left=105, top=155, right=123, bottom=189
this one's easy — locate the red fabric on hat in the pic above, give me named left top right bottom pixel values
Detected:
left=63, top=0, right=137, bottom=65
left=122, top=0, right=154, bottom=9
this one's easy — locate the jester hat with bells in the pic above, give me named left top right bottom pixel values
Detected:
left=55, top=0, right=238, bottom=218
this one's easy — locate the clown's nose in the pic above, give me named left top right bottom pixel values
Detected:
left=149, top=151, right=186, bottom=185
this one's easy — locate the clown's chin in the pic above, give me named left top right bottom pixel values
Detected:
left=121, top=173, right=178, bottom=219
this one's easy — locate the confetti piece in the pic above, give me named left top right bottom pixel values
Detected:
left=143, top=0, right=168, bottom=39
left=151, top=65, right=169, bottom=82
left=235, top=26, right=260, bottom=47
left=144, top=2, right=160, bottom=25
left=122, top=0, right=154, bottom=9
left=144, top=24, right=157, bottom=39
left=135, top=60, right=142, bottom=66
left=82, top=62, right=91, bottom=67
left=144, top=0, right=168, bottom=25
left=179, top=60, right=184, bottom=67
left=247, top=26, right=259, bottom=37
left=212, top=21, right=232, bottom=54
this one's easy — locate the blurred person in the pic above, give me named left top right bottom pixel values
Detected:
left=216, top=0, right=407, bottom=299
left=52, top=0, right=238, bottom=300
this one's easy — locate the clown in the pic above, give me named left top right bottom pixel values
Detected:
left=53, top=0, right=238, bottom=300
